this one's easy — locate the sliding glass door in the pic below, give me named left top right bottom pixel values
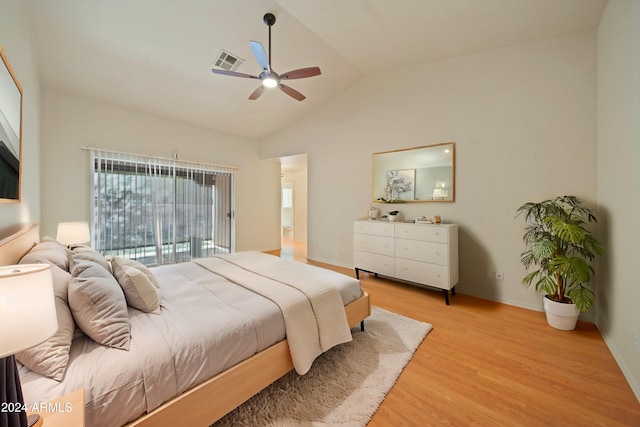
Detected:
left=90, top=149, right=235, bottom=266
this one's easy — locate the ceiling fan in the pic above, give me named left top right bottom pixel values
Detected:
left=211, top=13, right=321, bottom=101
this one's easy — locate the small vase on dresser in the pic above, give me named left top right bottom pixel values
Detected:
left=353, top=220, right=459, bottom=304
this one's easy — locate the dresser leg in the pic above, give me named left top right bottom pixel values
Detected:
left=355, top=268, right=360, bottom=279
left=451, top=286, right=456, bottom=296
left=360, top=321, right=365, bottom=332
left=443, top=289, right=450, bottom=305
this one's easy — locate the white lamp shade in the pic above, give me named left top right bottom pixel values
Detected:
left=57, top=221, right=90, bottom=245
left=0, top=264, right=58, bottom=358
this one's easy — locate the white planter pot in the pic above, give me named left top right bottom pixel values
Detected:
left=543, top=296, right=579, bottom=330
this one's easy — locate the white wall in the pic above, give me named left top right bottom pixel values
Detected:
left=0, top=0, right=41, bottom=231
left=262, top=31, right=598, bottom=316
left=40, top=88, right=281, bottom=253
left=597, top=0, right=640, bottom=400
left=293, top=168, right=308, bottom=243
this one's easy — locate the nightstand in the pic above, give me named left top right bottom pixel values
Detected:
left=27, top=388, right=85, bottom=427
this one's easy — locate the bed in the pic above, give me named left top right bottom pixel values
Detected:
left=0, top=223, right=371, bottom=427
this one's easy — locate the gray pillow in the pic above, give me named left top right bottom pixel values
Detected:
left=19, top=239, right=70, bottom=271
left=15, top=265, right=75, bottom=381
left=68, top=260, right=130, bottom=350
left=69, top=247, right=112, bottom=275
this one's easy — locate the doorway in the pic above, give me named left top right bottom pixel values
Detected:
left=280, top=154, right=308, bottom=259
left=281, top=182, right=294, bottom=239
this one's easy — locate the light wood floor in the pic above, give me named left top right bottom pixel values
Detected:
left=275, top=238, right=640, bottom=426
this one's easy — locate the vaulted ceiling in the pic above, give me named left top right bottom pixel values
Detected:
left=26, top=0, right=607, bottom=139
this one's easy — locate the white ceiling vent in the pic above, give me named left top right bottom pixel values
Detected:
left=212, top=50, right=244, bottom=72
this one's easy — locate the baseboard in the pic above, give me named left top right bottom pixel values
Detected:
left=602, top=335, right=640, bottom=402
left=306, top=255, right=352, bottom=271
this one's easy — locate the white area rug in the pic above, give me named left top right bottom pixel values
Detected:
left=214, top=306, right=432, bottom=426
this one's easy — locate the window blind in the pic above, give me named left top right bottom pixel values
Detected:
left=88, top=148, right=236, bottom=266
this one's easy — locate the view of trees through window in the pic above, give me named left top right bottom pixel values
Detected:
left=91, top=152, right=234, bottom=266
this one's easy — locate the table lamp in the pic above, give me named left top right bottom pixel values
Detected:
left=56, top=222, right=90, bottom=247
left=0, top=264, right=57, bottom=427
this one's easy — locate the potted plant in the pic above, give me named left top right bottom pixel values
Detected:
left=515, top=195, right=604, bottom=330
left=387, top=210, right=400, bottom=222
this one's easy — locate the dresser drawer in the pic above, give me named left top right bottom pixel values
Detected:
left=354, top=251, right=395, bottom=276
left=353, top=220, right=395, bottom=237
left=395, top=258, right=451, bottom=289
left=395, top=239, right=449, bottom=266
left=395, top=223, right=449, bottom=243
left=354, top=233, right=394, bottom=256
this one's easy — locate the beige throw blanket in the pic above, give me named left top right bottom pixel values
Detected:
left=194, top=252, right=352, bottom=374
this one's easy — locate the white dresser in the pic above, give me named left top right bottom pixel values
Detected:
left=353, top=220, right=459, bottom=304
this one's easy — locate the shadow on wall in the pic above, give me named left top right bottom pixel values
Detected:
left=594, top=205, right=611, bottom=336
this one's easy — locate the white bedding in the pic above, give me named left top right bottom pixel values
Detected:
left=196, top=252, right=354, bottom=374
left=19, top=253, right=363, bottom=427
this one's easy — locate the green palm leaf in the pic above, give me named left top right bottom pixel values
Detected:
left=544, top=217, right=585, bottom=244
left=535, top=276, right=557, bottom=295
left=550, top=256, right=592, bottom=283
left=522, top=271, right=539, bottom=288
left=531, top=240, right=555, bottom=261
left=568, top=286, right=595, bottom=313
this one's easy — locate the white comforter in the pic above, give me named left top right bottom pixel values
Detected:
left=195, top=251, right=354, bottom=374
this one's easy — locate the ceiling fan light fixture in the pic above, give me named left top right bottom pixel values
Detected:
left=263, top=75, right=279, bottom=88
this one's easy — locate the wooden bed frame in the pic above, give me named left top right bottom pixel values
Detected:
left=0, top=223, right=371, bottom=427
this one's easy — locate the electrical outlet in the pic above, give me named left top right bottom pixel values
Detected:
left=496, top=272, right=504, bottom=281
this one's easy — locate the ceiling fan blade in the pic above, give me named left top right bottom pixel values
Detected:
left=211, top=69, right=258, bottom=79
left=250, top=40, right=270, bottom=72
left=248, top=86, right=265, bottom=100
left=278, top=84, right=306, bottom=101
left=280, top=67, right=321, bottom=80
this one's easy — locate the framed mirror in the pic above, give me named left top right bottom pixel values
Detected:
left=372, top=142, right=455, bottom=203
left=0, top=46, right=23, bottom=202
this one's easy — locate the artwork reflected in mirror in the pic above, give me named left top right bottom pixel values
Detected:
left=0, top=46, right=22, bottom=202
left=373, top=142, right=455, bottom=203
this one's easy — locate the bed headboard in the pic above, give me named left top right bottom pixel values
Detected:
left=0, top=223, right=39, bottom=265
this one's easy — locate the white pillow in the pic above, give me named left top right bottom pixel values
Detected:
left=113, top=264, right=162, bottom=313
left=110, top=257, right=160, bottom=288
